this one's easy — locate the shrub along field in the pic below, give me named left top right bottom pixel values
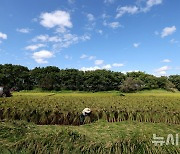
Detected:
left=0, top=90, right=180, bottom=153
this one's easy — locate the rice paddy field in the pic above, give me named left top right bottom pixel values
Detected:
left=0, top=90, right=180, bottom=153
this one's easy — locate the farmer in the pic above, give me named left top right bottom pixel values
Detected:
left=80, top=108, right=91, bottom=125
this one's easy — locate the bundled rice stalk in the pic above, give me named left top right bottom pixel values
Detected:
left=48, top=110, right=58, bottom=125
left=97, top=110, right=103, bottom=120
left=31, top=110, right=44, bottom=124
left=0, top=108, right=4, bottom=120
left=12, top=109, right=20, bottom=120
left=114, top=111, right=119, bottom=122
left=109, top=111, right=116, bottom=123
left=3, top=108, right=12, bottom=120
left=105, top=111, right=110, bottom=122
left=136, top=112, right=143, bottom=122
left=72, top=113, right=81, bottom=126
left=63, top=112, right=72, bottom=125
left=117, top=111, right=124, bottom=122
left=99, top=110, right=107, bottom=121
left=90, top=111, right=99, bottom=123
left=67, top=112, right=77, bottom=124
left=57, top=112, right=65, bottom=125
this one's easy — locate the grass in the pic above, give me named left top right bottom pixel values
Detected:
left=0, top=120, right=179, bottom=154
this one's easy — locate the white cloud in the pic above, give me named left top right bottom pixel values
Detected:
left=147, top=0, right=163, bottom=7
left=140, top=0, right=163, bottom=12
left=16, top=28, right=31, bottom=33
left=32, top=35, right=49, bottom=42
left=64, top=33, right=78, bottom=41
left=104, top=0, right=115, bottom=4
left=85, top=14, right=96, bottom=31
left=116, top=0, right=163, bottom=18
left=89, top=56, right=96, bottom=60
left=0, top=32, right=7, bottom=39
left=156, top=66, right=170, bottom=72
left=25, top=44, right=46, bottom=51
left=31, top=10, right=91, bottom=53
left=116, top=6, right=139, bottom=18
left=32, top=33, right=90, bottom=50
left=104, top=21, right=121, bottom=29
left=95, top=60, right=104, bottom=65
left=122, top=70, right=139, bottom=74
left=32, top=50, right=54, bottom=64
left=161, top=26, right=176, bottom=38
left=80, top=62, right=124, bottom=71
left=80, top=66, right=101, bottom=71
left=102, top=13, right=110, bottom=19
left=56, top=27, right=67, bottom=33
left=68, top=0, right=75, bottom=4
left=112, top=63, right=124, bottom=67
left=32, top=35, right=62, bottom=42
left=65, top=55, right=72, bottom=60
left=80, top=34, right=91, bottom=41
left=155, top=66, right=171, bottom=76
left=109, top=22, right=121, bottom=29
left=32, top=18, right=38, bottom=22
left=133, top=43, right=140, bottom=48
left=87, top=13, right=95, bottom=21
left=144, top=0, right=163, bottom=12
left=53, top=33, right=90, bottom=50
left=49, top=36, right=62, bottom=42
left=58, top=33, right=78, bottom=48
left=170, top=38, right=178, bottom=44
left=158, top=71, right=167, bottom=75
left=80, top=54, right=88, bottom=59
left=80, top=54, right=96, bottom=60
left=40, top=10, right=72, bottom=30
left=97, top=30, right=103, bottom=35
left=102, top=64, right=112, bottom=69
left=162, top=59, right=171, bottom=63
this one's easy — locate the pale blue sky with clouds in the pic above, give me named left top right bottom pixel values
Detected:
left=0, top=0, right=180, bottom=76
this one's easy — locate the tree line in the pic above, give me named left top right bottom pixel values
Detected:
left=0, top=64, right=180, bottom=92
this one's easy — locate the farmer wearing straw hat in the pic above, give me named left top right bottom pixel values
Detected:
left=80, top=108, right=91, bottom=125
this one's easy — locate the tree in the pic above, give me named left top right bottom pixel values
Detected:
left=0, top=64, right=32, bottom=90
left=156, top=76, right=176, bottom=91
left=0, top=64, right=179, bottom=92
left=169, top=75, right=180, bottom=91
left=120, top=77, right=144, bottom=93
left=59, top=69, right=84, bottom=90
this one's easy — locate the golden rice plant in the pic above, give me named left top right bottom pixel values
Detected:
left=0, top=93, right=180, bottom=125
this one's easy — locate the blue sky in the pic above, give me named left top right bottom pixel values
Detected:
left=0, top=0, right=180, bottom=76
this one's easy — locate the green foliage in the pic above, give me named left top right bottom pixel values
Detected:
left=0, top=64, right=32, bottom=90
left=0, top=64, right=179, bottom=92
left=120, top=77, right=144, bottom=92
left=169, top=75, right=180, bottom=91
